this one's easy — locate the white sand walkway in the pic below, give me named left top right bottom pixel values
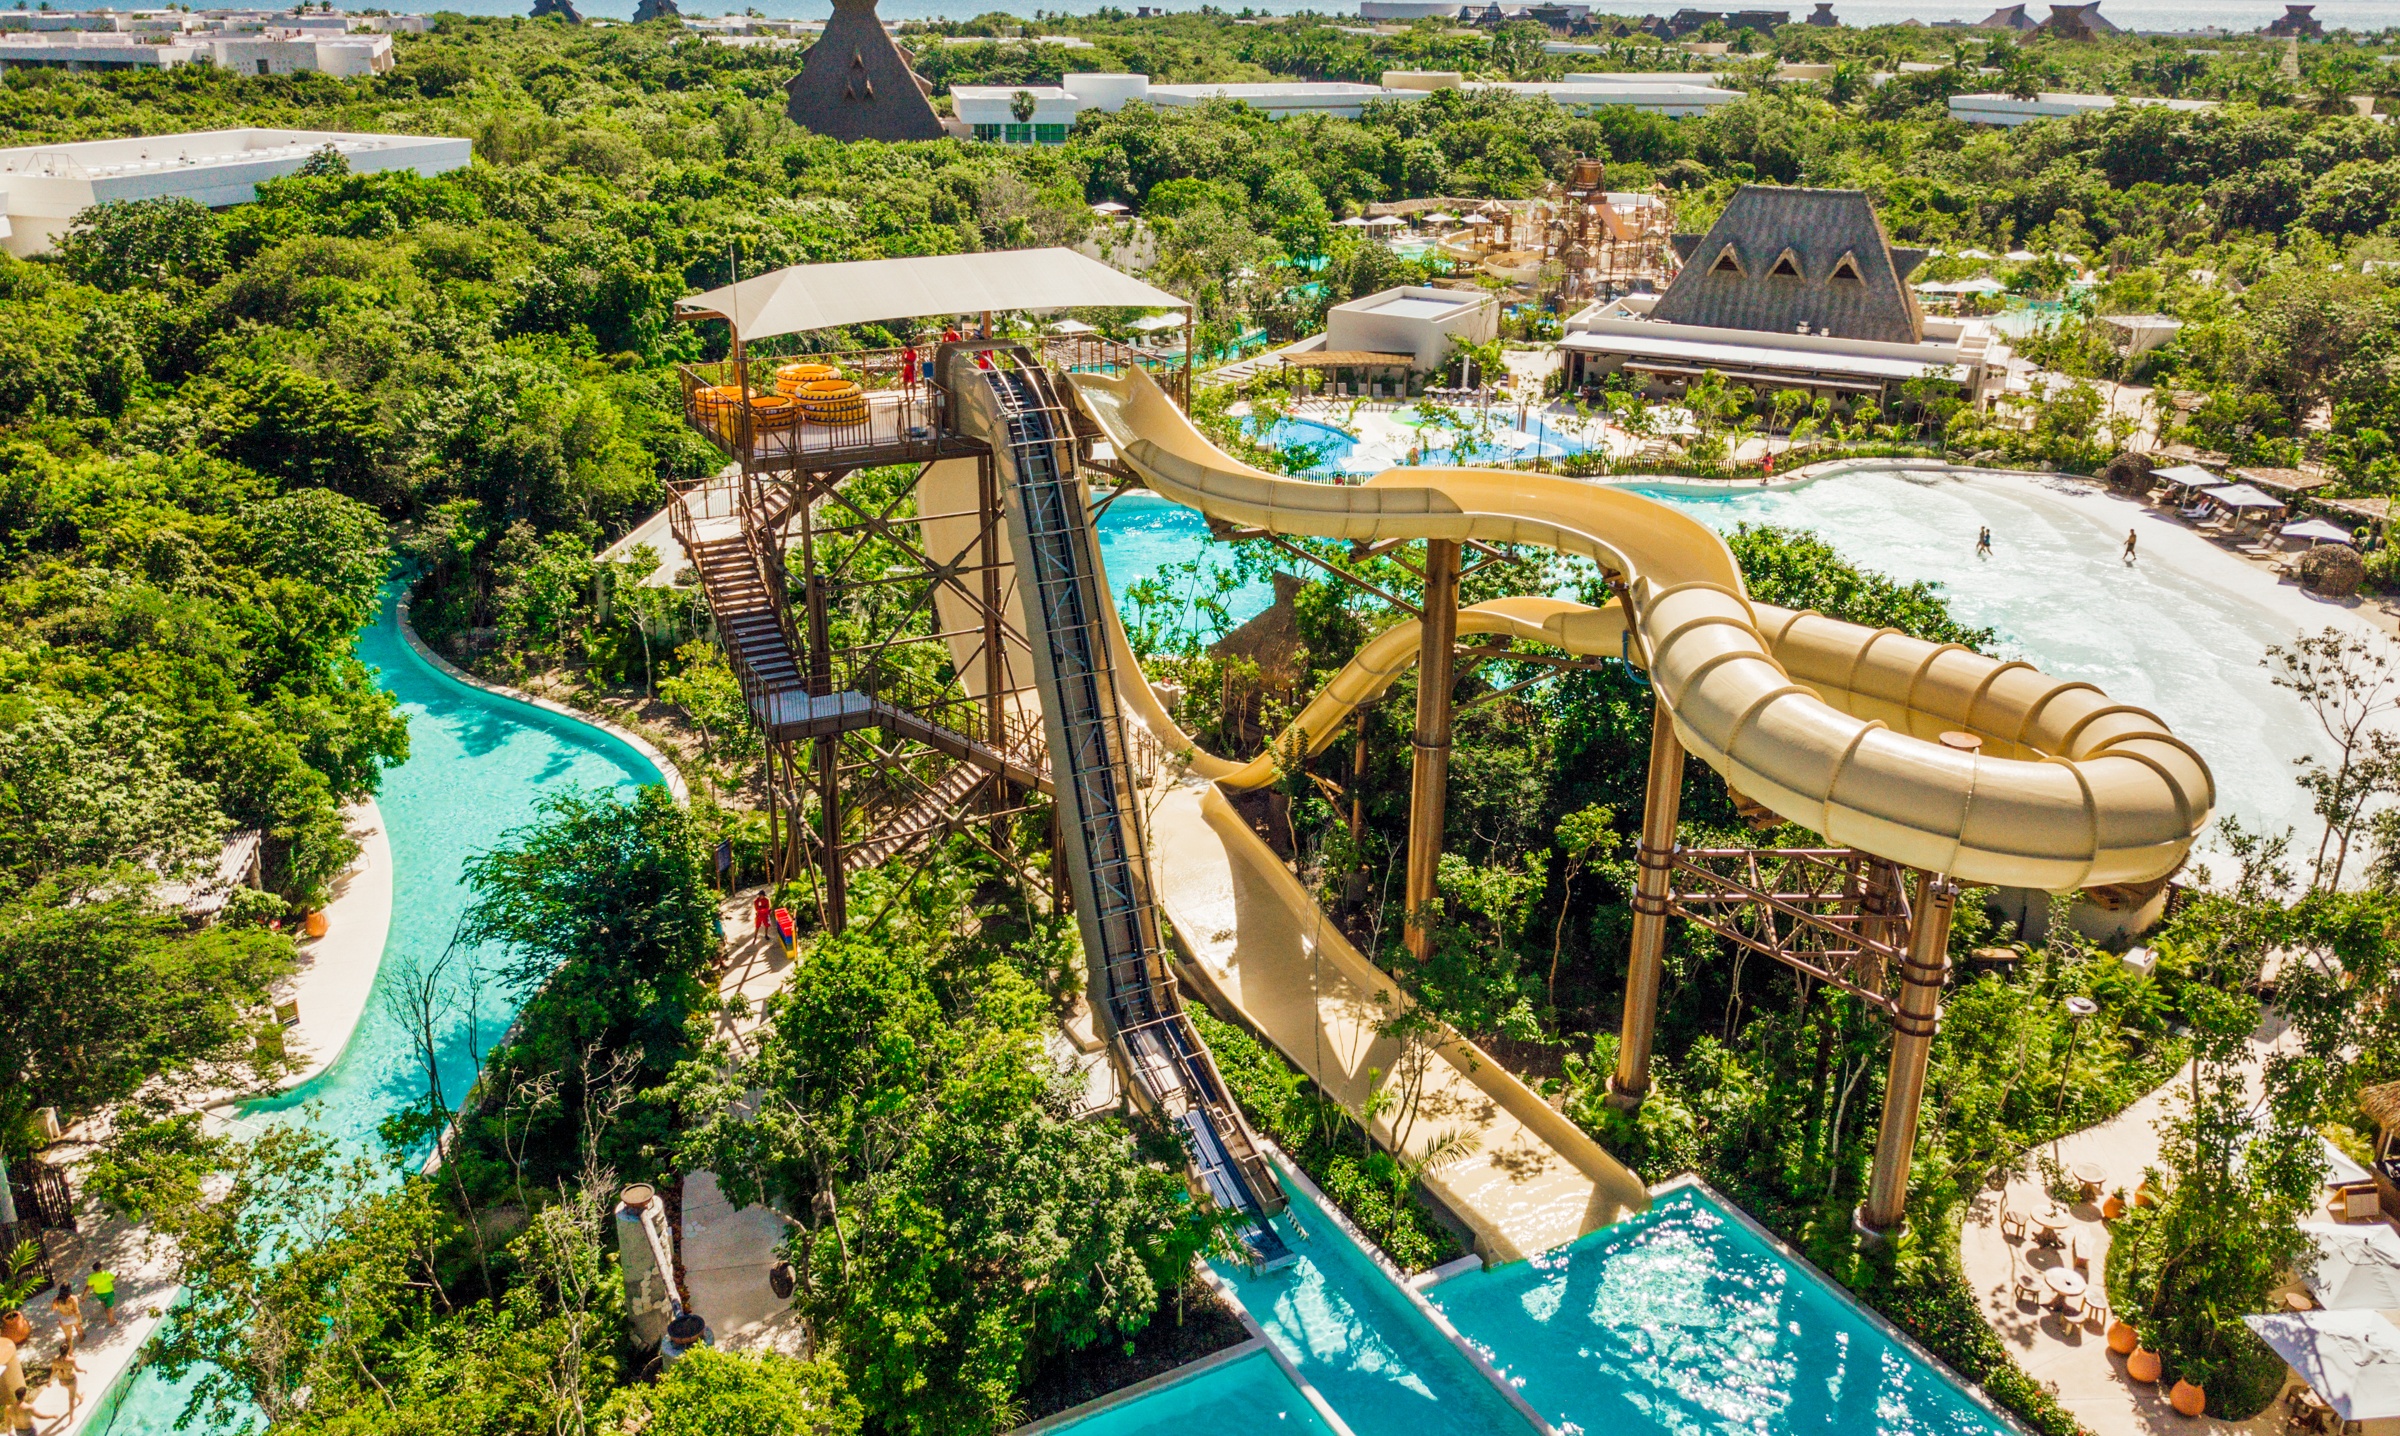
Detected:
left=276, top=801, right=394, bottom=1089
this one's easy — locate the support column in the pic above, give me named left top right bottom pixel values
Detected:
left=815, top=735, right=845, bottom=934
left=1858, top=873, right=1957, bottom=1239
left=1609, top=696, right=1683, bottom=1109
left=1403, top=538, right=1460, bottom=962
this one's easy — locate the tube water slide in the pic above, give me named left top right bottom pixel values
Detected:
left=1070, top=367, right=2214, bottom=893
left=943, top=349, right=1296, bottom=1268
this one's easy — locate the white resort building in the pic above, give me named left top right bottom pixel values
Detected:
left=1561, top=185, right=2011, bottom=406
left=1947, top=91, right=2219, bottom=126
left=951, top=68, right=1741, bottom=144
left=0, top=128, right=472, bottom=258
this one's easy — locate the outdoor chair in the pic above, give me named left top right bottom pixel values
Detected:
left=2013, top=1264, right=2046, bottom=1308
left=2337, top=1183, right=2382, bottom=1221
left=1999, top=1202, right=2027, bottom=1240
left=2071, top=1232, right=2093, bottom=1272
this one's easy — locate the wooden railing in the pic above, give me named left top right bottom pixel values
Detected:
left=676, top=347, right=958, bottom=470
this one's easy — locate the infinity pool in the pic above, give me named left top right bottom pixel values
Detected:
left=1428, top=1185, right=2014, bottom=1436
left=93, top=584, right=664, bottom=1434
left=1095, top=464, right=2362, bottom=846
left=1047, top=1349, right=1339, bottom=1436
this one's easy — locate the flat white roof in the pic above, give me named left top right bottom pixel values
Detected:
left=1363, top=295, right=1468, bottom=320
left=0, top=127, right=464, bottom=182
left=1564, top=329, right=1961, bottom=382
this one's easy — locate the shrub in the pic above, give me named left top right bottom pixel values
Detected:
left=2297, top=543, right=2365, bottom=597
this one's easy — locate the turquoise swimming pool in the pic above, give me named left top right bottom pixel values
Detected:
left=1428, top=1185, right=2016, bottom=1436
left=1046, top=1349, right=1340, bottom=1436
left=92, top=583, right=665, bottom=1435
left=1208, top=1176, right=1527, bottom=1436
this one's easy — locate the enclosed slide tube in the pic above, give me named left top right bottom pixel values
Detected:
left=1071, top=368, right=2213, bottom=892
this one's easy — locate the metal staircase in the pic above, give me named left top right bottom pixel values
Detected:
left=974, top=352, right=1293, bottom=1268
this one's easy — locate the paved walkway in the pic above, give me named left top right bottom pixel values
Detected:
left=22, top=802, right=395, bottom=1435
left=1957, top=1011, right=2373, bottom=1436
left=1149, top=779, right=1650, bottom=1265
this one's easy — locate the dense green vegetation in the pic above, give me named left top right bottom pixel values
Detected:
left=4, top=11, right=2399, bottom=1434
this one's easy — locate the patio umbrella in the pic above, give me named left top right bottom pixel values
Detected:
left=2283, top=517, right=2356, bottom=544
left=2304, top=1224, right=2400, bottom=1310
left=2244, top=1310, right=2400, bottom=1423
left=1090, top=201, right=1130, bottom=215
left=1337, top=215, right=1370, bottom=227
left=1463, top=213, right=1494, bottom=225
left=1365, top=215, right=1405, bottom=228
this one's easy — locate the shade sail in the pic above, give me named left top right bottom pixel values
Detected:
left=2150, top=463, right=2220, bottom=486
left=676, top=248, right=1187, bottom=342
left=2245, top=1310, right=2400, bottom=1422
left=2305, top=1223, right=2400, bottom=1310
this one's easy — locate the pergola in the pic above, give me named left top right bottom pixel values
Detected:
left=1280, top=348, right=1414, bottom=398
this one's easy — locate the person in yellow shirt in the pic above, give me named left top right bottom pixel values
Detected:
left=83, top=1264, right=115, bottom=1328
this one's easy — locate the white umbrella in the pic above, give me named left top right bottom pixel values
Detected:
left=1090, top=200, right=1130, bottom=215
left=1421, top=212, right=1458, bottom=226
left=2284, top=518, right=2357, bottom=545
left=1337, top=215, right=1370, bottom=227
left=2305, top=1224, right=2400, bottom=1310
left=1464, top=213, right=1493, bottom=225
left=2245, top=1310, right=2400, bottom=1423
left=1046, top=318, right=1097, bottom=335
left=1365, top=215, right=1405, bottom=228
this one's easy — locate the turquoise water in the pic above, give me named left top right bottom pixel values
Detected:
left=93, top=584, right=664, bottom=1435
left=1428, top=1187, right=2012, bottom=1436
left=1051, top=1350, right=1340, bottom=1436
left=1254, top=416, right=1378, bottom=478
left=1390, top=405, right=1598, bottom=465
left=1208, top=1177, right=1528, bottom=1436
left=1097, top=492, right=1281, bottom=645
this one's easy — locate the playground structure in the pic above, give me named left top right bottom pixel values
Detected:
left=1541, top=156, right=1677, bottom=307
left=669, top=249, right=2213, bottom=1253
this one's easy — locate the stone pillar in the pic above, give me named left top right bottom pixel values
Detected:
left=1609, top=696, right=1684, bottom=1109
left=1403, top=539, right=1460, bottom=961
left=615, top=1183, right=678, bottom=1350
left=1858, top=875, right=1957, bottom=1239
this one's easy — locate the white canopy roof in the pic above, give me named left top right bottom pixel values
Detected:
left=2246, top=1310, right=2400, bottom=1422
left=2202, top=482, right=2285, bottom=509
left=2305, top=1223, right=2400, bottom=1310
left=2150, top=463, right=2220, bottom=486
left=2285, top=518, right=2358, bottom=545
left=676, top=248, right=1187, bottom=342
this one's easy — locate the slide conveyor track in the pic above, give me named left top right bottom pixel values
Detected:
left=973, top=354, right=1293, bottom=1269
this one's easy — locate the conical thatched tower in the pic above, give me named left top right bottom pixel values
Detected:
left=783, top=0, right=943, bottom=143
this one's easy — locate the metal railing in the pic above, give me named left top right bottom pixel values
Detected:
left=1039, top=333, right=1188, bottom=409
left=676, top=348, right=960, bottom=471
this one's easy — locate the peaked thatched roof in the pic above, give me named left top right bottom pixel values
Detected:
left=1654, top=186, right=1925, bottom=344
left=783, top=0, right=943, bottom=143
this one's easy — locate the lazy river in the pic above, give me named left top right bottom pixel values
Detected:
left=90, top=584, right=665, bottom=1435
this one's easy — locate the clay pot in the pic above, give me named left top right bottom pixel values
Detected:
left=2107, top=1320, right=2139, bottom=1355
left=0, top=1309, right=27, bottom=1344
left=2102, top=1193, right=2126, bottom=1220
left=2128, top=1347, right=2162, bottom=1384
left=2169, top=1379, right=2206, bottom=1417
left=2135, top=1182, right=2161, bottom=1209
left=305, top=910, right=330, bottom=939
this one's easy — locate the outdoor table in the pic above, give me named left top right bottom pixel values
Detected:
left=2070, top=1160, right=2107, bottom=1201
left=2284, top=1291, right=2317, bottom=1312
left=2043, top=1266, right=2087, bottom=1310
left=2032, top=1208, right=2069, bottom=1246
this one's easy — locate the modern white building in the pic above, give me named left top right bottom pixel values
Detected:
left=1947, top=91, right=2217, bottom=126
left=0, top=127, right=471, bottom=257
left=1325, top=285, right=1497, bottom=371
left=954, top=67, right=1740, bottom=144
left=1561, top=185, right=2011, bottom=406
left=0, top=26, right=393, bottom=75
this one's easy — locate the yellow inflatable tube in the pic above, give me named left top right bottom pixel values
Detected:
left=1071, top=368, right=2213, bottom=892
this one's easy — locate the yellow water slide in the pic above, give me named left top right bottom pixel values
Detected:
left=1071, top=367, right=2214, bottom=892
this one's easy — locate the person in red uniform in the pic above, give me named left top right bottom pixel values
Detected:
left=752, top=891, right=771, bottom=935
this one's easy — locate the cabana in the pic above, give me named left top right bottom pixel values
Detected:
left=2148, top=461, right=2220, bottom=504
left=2198, top=482, right=2287, bottom=528
left=2244, top=1310, right=2400, bottom=1435
left=2302, top=1223, right=2400, bottom=1310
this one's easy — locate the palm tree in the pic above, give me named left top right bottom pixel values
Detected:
left=1008, top=89, right=1037, bottom=126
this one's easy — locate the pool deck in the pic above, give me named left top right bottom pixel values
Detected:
left=1149, top=779, right=1652, bottom=1265
left=1957, top=1010, right=2379, bottom=1436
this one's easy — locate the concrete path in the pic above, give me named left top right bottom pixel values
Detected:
left=276, top=801, right=394, bottom=1088
left=1148, top=779, right=1649, bottom=1265
left=680, top=1170, right=809, bottom=1356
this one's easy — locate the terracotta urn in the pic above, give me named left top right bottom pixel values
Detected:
left=2135, top=1182, right=2161, bottom=1209
left=0, top=1309, right=27, bottom=1344
left=2169, top=1379, right=2206, bottom=1417
left=2128, top=1347, right=2163, bottom=1384
left=2107, top=1320, right=2139, bottom=1355
left=2102, top=1193, right=2126, bottom=1220
left=305, top=910, right=330, bottom=939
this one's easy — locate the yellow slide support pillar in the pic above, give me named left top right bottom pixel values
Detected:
left=1859, top=874, right=1957, bottom=1237
left=1403, top=539, right=1461, bottom=962
left=1609, top=696, right=1683, bottom=1110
